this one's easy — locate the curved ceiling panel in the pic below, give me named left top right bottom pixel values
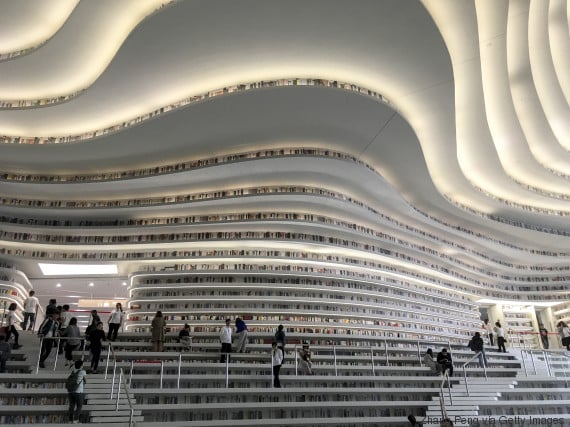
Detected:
left=548, top=0, right=570, bottom=106
left=0, top=0, right=168, bottom=100
left=0, top=0, right=569, bottom=288
left=528, top=0, right=570, bottom=150
left=0, top=0, right=78, bottom=56
left=475, top=0, right=570, bottom=195
left=507, top=0, right=570, bottom=176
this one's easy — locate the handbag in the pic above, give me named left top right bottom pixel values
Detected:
left=562, top=336, right=570, bottom=346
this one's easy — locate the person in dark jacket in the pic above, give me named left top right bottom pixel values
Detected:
left=38, top=311, right=60, bottom=368
left=234, top=318, right=248, bottom=353
left=274, top=324, right=286, bottom=360
left=436, top=348, right=453, bottom=377
left=85, top=310, right=101, bottom=336
left=469, top=331, right=487, bottom=368
left=88, top=322, right=106, bottom=374
left=538, top=324, right=549, bottom=349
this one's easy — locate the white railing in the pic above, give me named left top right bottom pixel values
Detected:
left=520, top=349, right=570, bottom=379
left=462, top=351, right=487, bottom=396
left=439, top=369, right=452, bottom=418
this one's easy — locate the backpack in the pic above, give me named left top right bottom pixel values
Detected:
left=66, top=370, right=81, bottom=392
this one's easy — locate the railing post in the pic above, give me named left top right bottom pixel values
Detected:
left=370, top=345, right=375, bottom=375
left=384, top=339, right=388, bottom=366
left=333, top=345, right=337, bottom=376
left=177, top=353, right=182, bottom=389
left=521, top=350, right=528, bottom=377
left=105, top=344, right=111, bottom=379
left=129, top=360, right=134, bottom=388
left=530, top=350, right=537, bottom=375
left=225, top=356, right=229, bottom=388
left=464, top=368, right=469, bottom=396
left=53, top=337, right=60, bottom=371
left=416, top=340, right=421, bottom=366
left=160, top=360, right=164, bottom=389
left=544, top=350, right=552, bottom=377
left=36, top=336, right=44, bottom=374
left=295, top=345, right=298, bottom=376
left=110, top=361, right=117, bottom=399
left=115, top=370, right=122, bottom=410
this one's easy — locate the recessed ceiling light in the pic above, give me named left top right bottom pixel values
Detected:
left=39, top=263, right=118, bottom=276
left=122, top=282, right=127, bottom=286
left=56, top=283, right=62, bottom=287
left=89, top=282, right=94, bottom=287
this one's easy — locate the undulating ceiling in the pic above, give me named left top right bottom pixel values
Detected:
left=0, top=0, right=569, bottom=292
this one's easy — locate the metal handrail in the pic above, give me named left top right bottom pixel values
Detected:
left=116, top=367, right=136, bottom=427
left=439, top=369, right=452, bottom=418
left=35, top=335, right=82, bottom=373
left=108, top=343, right=118, bottom=398
left=462, top=351, right=487, bottom=396
left=333, top=345, right=337, bottom=376
left=520, top=349, right=570, bottom=378
left=105, top=342, right=114, bottom=378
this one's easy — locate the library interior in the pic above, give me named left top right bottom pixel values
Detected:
left=0, top=1, right=569, bottom=426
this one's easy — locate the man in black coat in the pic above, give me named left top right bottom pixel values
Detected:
left=436, top=348, right=453, bottom=377
left=469, top=331, right=487, bottom=368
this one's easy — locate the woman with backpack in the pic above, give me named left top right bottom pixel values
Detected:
left=66, top=360, right=87, bottom=423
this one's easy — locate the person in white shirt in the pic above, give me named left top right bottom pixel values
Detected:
left=219, top=318, right=232, bottom=362
left=22, top=290, right=40, bottom=331
left=272, top=341, right=284, bottom=387
left=107, top=303, right=124, bottom=341
left=6, top=303, right=22, bottom=349
left=557, top=321, right=570, bottom=351
left=494, top=321, right=507, bottom=353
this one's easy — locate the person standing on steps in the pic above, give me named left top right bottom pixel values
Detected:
left=483, top=318, right=493, bottom=346
left=58, top=305, right=71, bottom=355
left=219, top=318, right=232, bottom=362
left=557, top=321, right=570, bottom=351
left=274, top=324, right=286, bottom=360
left=151, top=310, right=166, bottom=352
left=62, top=317, right=82, bottom=367
left=272, top=341, right=283, bottom=388
left=538, top=324, right=550, bottom=350
left=494, top=321, right=507, bottom=353
left=6, top=303, right=21, bottom=349
left=468, top=331, right=487, bottom=368
left=0, top=334, right=12, bottom=373
left=234, top=317, right=248, bottom=353
left=107, top=303, right=124, bottom=342
left=298, top=343, right=313, bottom=375
left=178, top=323, right=192, bottom=351
left=45, top=299, right=57, bottom=318
left=22, top=290, right=40, bottom=332
left=67, top=360, right=87, bottom=424
left=38, top=311, right=60, bottom=368
left=85, top=309, right=101, bottom=337
left=88, top=322, right=106, bottom=374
